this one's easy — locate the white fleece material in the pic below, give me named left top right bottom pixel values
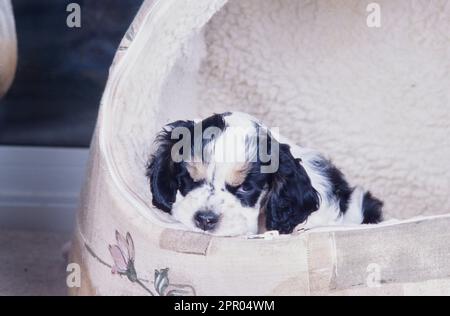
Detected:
left=196, top=0, right=450, bottom=219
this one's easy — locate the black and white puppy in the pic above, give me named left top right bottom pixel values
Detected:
left=147, top=112, right=383, bottom=236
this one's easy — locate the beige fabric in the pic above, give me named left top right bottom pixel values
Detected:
left=307, top=216, right=450, bottom=295
left=0, top=0, right=17, bottom=97
left=72, top=0, right=450, bottom=296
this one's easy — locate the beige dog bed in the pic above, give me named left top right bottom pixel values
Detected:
left=0, top=0, right=17, bottom=97
left=71, top=0, right=450, bottom=296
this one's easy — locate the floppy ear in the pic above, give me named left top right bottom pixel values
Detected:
left=146, top=120, right=194, bottom=213
left=264, top=143, right=320, bottom=234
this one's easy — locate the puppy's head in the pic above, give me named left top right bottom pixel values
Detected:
left=147, top=112, right=319, bottom=236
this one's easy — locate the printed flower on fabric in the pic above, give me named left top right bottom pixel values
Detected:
left=109, top=231, right=138, bottom=282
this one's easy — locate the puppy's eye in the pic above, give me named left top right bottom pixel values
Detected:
left=225, top=183, right=253, bottom=195
left=237, top=183, right=252, bottom=194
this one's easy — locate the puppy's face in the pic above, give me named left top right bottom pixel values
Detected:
left=148, top=112, right=319, bottom=236
left=170, top=159, right=268, bottom=236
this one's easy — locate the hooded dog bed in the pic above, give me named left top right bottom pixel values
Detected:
left=0, top=0, right=16, bottom=97
left=71, top=0, right=450, bottom=296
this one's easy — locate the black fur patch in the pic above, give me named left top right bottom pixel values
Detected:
left=362, top=192, right=384, bottom=224
left=321, top=160, right=354, bottom=214
left=201, top=113, right=227, bottom=132
left=147, top=114, right=228, bottom=213
left=265, top=143, right=320, bottom=234
left=310, top=157, right=353, bottom=214
left=146, top=120, right=194, bottom=212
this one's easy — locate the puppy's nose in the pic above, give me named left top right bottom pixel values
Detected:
left=194, top=211, right=219, bottom=231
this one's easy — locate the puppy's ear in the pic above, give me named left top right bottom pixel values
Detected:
left=264, top=143, right=320, bottom=234
left=146, top=120, right=194, bottom=213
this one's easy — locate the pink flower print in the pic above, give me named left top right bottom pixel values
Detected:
left=109, top=231, right=138, bottom=283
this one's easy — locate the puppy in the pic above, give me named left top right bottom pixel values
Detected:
left=147, top=112, right=383, bottom=236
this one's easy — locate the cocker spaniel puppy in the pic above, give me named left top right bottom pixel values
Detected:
left=147, top=112, right=383, bottom=236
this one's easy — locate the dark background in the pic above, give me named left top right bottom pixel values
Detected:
left=0, top=0, right=141, bottom=147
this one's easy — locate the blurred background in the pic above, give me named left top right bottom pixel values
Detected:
left=0, top=0, right=141, bottom=147
left=0, top=0, right=141, bottom=295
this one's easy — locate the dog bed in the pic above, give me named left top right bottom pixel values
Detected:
left=70, top=0, right=450, bottom=296
left=0, top=0, right=16, bottom=97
